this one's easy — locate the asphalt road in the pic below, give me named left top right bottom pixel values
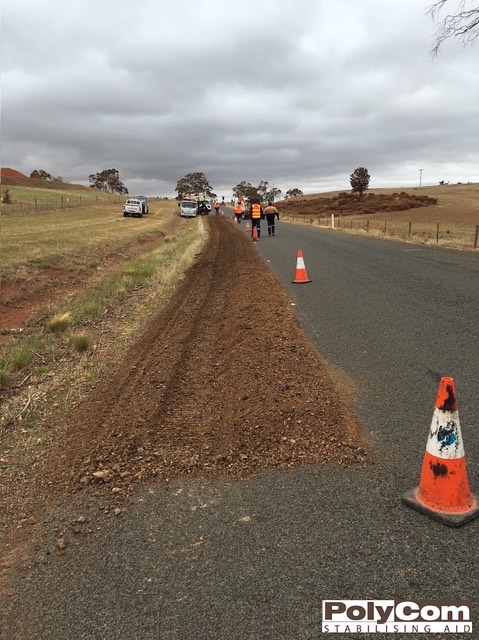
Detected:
left=6, top=218, right=479, bottom=640
left=254, top=221, right=479, bottom=466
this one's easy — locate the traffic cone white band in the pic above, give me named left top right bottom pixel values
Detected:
left=426, top=408, right=464, bottom=459
left=296, top=257, right=305, bottom=269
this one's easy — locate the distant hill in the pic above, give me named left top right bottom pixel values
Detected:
left=1, top=167, right=28, bottom=179
left=276, top=182, right=479, bottom=226
left=1, top=168, right=91, bottom=191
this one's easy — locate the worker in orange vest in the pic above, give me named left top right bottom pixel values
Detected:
left=234, top=202, right=243, bottom=224
left=250, top=201, right=262, bottom=238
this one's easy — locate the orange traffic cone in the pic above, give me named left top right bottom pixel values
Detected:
left=402, top=377, right=479, bottom=526
left=245, top=220, right=250, bottom=232
left=234, top=216, right=238, bottom=225
left=292, top=249, right=311, bottom=283
left=252, top=226, right=258, bottom=242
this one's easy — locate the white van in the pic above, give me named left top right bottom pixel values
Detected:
left=123, top=198, right=143, bottom=217
left=180, top=199, right=198, bottom=218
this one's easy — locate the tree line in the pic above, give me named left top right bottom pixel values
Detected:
left=174, top=168, right=371, bottom=202
left=26, top=167, right=129, bottom=195
left=175, top=172, right=305, bottom=202
left=26, top=165, right=371, bottom=201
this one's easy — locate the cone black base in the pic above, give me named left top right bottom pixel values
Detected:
left=402, top=488, right=479, bottom=527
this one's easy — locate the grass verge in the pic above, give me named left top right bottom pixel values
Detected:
left=0, top=215, right=207, bottom=441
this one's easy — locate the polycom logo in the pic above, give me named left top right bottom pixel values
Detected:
left=322, top=600, right=472, bottom=633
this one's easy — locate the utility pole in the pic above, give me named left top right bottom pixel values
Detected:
left=419, top=169, right=423, bottom=187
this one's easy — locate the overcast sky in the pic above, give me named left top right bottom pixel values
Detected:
left=2, top=0, right=478, bottom=197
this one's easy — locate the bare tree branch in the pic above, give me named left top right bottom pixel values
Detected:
left=427, top=1, right=479, bottom=55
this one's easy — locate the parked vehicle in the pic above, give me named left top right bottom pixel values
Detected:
left=180, top=199, right=198, bottom=218
left=136, top=195, right=149, bottom=214
left=123, top=198, right=144, bottom=217
left=197, top=200, right=211, bottom=215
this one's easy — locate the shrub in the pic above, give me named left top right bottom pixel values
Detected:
left=71, top=333, right=91, bottom=353
left=47, top=312, right=72, bottom=333
left=0, top=368, right=11, bottom=390
left=2, top=189, right=12, bottom=204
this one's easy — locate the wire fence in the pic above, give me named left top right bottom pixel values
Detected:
left=283, top=214, right=479, bottom=250
left=0, top=194, right=124, bottom=216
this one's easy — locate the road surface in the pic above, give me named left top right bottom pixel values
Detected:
left=3, top=217, right=478, bottom=640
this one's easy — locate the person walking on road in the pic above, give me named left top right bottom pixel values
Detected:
left=214, top=201, right=220, bottom=215
left=264, top=202, right=279, bottom=236
left=251, top=201, right=262, bottom=238
left=234, top=202, right=243, bottom=224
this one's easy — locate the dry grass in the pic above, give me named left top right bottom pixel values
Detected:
left=70, top=333, right=91, bottom=353
left=0, top=177, right=121, bottom=215
left=0, top=200, right=172, bottom=271
left=280, top=183, right=479, bottom=250
left=0, top=205, right=207, bottom=435
left=47, top=312, right=72, bottom=333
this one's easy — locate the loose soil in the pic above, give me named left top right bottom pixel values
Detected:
left=39, top=217, right=366, bottom=497
left=1, top=217, right=367, bottom=559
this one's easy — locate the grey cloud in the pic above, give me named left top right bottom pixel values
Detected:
left=2, top=0, right=478, bottom=196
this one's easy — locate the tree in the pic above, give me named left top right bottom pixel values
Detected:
left=89, top=168, right=128, bottom=194
left=350, top=167, right=370, bottom=196
left=427, top=1, right=479, bottom=55
left=232, top=180, right=281, bottom=202
left=175, top=172, right=215, bottom=199
left=232, top=181, right=260, bottom=200
left=285, top=188, right=304, bottom=199
left=2, top=189, right=12, bottom=204
left=31, top=169, right=51, bottom=180
left=265, top=187, right=282, bottom=202
left=30, top=169, right=63, bottom=182
left=256, top=180, right=270, bottom=200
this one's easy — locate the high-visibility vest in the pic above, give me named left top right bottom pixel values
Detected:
left=235, top=204, right=243, bottom=214
left=264, top=206, right=278, bottom=216
left=251, top=203, right=261, bottom=219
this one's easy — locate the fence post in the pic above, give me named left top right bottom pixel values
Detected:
left=408, top=221, right=412, bottom=237
left=474, top=225, right=479, bottom=250
left=436, top=223, right=440, bottom=244
left=384, top=220, right=387, bottom=234
left=366, top=220, right=370, bottom=233
left=35, top=198, right=38, bottom=211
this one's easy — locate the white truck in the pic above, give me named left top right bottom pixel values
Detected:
left=123, top=198, right=144, bottom=217
left=136, top=195, right=149, bottom=214
left=180, top=199, right=198, bottom=218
